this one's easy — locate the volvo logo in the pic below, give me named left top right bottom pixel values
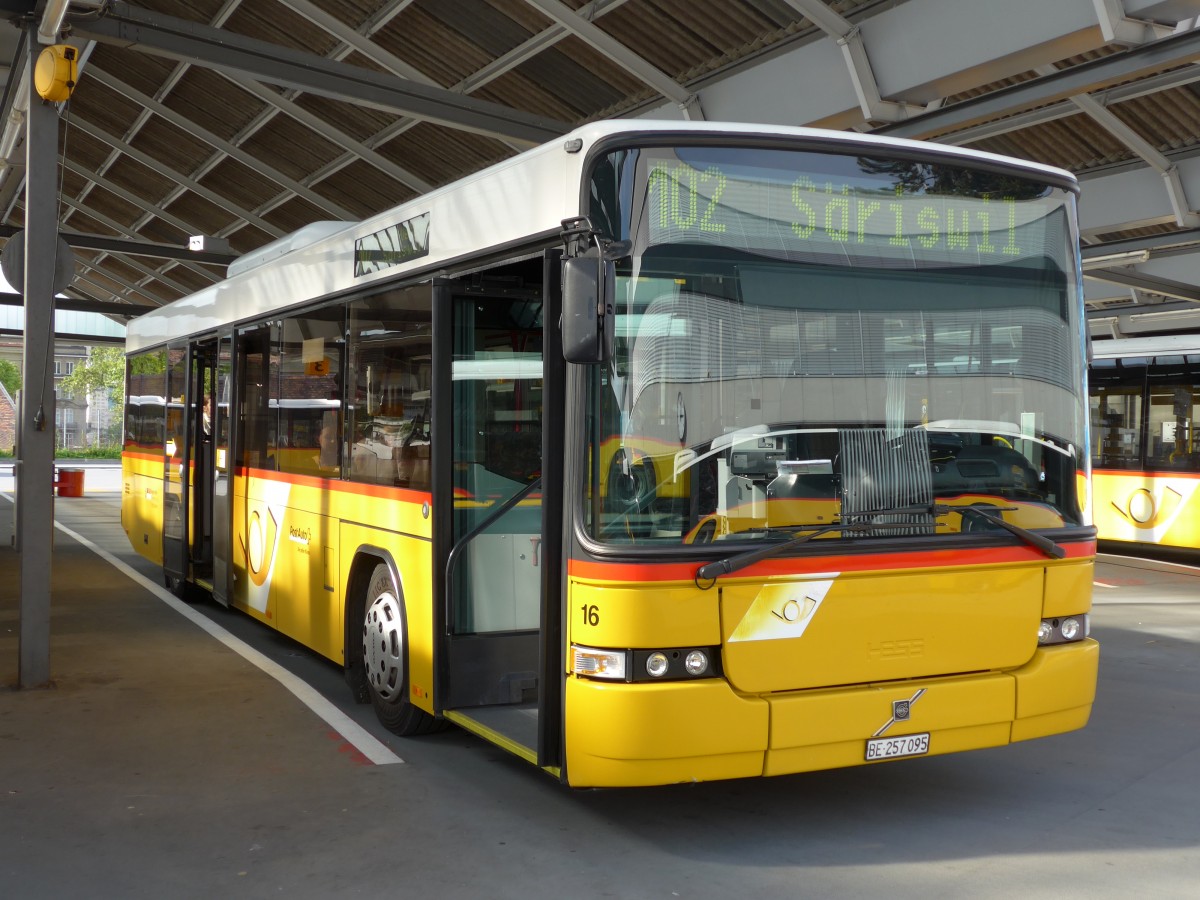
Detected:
left=873, top=688, right=927, bottom=737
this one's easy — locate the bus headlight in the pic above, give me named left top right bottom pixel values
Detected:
left=630, top=647, right=721, bottom=682
left=573, top=646, right=723, bottom=682
left=572, top=645, right=628, bottom=681
left=646, top=652, right=669, bottom=678
left=1038, top=615, right=1090, bottom=645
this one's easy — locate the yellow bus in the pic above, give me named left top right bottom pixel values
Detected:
left=123, top=120, right=1098, bottom=787
left=1090, top=334, right=1200, bottom=553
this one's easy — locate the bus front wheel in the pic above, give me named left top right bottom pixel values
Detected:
left=356, top=563, right=441, bottom=736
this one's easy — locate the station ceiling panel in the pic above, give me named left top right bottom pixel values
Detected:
left=0, top=0, right=1198, bottom=337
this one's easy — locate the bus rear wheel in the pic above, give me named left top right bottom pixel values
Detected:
left=358, top=563, right=441, bottom=736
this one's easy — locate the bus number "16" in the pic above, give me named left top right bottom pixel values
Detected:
left=580, top=604, right=600, bottom=626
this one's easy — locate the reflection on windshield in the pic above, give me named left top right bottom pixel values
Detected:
left=583, top=144, right=1085, bottom=547
left=585, top=268, right=1086, bottom=546
left=592, top=415, right=1081, bottom=545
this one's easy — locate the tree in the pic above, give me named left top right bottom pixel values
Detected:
left=0, top=358, right=19, bottom=397
left=60, top=346, right=125, bottom=407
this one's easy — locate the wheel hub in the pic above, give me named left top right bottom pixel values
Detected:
left=363, top=589, right=404, bottom=701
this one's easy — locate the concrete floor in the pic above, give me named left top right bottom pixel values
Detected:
left=3, top=487, right=1200, bottom=899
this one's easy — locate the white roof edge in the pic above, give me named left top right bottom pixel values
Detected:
left=228, top=221, right=356, bottom=277
left=567, top=120, right=1079, bottom=187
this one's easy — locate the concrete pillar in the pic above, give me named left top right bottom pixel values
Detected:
left=18, top=27, right=60, bottom=689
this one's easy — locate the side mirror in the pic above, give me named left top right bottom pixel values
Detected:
left=562, top=249, right=614, bottom=364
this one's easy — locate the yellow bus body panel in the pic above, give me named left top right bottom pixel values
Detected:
left=1043, top=559, right=1094, bottom=618
left=569, top=581, right=722, bottom=648
left=563, top=551, right=1097, bottom=787
left=1011, top=638, right=1099, bottom=739
left=228, top=470, right=436, bottom=713
left=565, top=678, right=768, bottom=787
left=564, top=641, right=1098, bottom=787
left=121, top=452, right=164, bottom=566
left=719, top=564, right=1043, bottom=693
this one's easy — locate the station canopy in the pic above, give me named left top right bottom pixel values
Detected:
left=1, top=0, right=1199, bottom=340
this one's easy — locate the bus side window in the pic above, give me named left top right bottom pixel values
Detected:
left=347, top=284, right=433, bottom=491
left=275, top=308, right=345, bottom=478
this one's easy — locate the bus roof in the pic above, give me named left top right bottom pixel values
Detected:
left=126, top=119, right=1078, bottom=354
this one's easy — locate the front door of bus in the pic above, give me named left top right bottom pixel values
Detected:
left=443, top=269, right=550, bottom=756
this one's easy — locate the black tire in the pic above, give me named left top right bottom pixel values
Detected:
left=356, top=563, right=442, bottom=736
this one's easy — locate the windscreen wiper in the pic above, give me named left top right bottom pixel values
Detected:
left=693, top=502, right=1065, bottom=588
left=940, top=504, right=1065, bottom=560
left=694, top=505, right=937, bottom=588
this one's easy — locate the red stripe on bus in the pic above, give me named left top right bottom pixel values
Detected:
left=568, top=540, right=1095, bottom=582
left=1092, top=468, right=1200, bottom=479
left=122, top=449, right=164, bottom=464
left=233, top=466, right=433, bottom=503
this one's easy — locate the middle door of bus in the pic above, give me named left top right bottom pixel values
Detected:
left=162, top=339, right=217, bottom=595
left=439, top=256, right=562, bottom=760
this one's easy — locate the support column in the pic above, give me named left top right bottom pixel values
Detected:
left=18, top=26, right=60, bottom=689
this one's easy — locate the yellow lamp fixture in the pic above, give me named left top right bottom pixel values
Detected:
left=34, top=44, right=78, bottom=103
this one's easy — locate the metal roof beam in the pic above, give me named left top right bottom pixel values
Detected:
left=59, top=0, right=247, bottom=235
left=876, top=27, right=1200, bottom=140
left=1081, top=227, right=1200, bottom=259
left=71, top=262, right=173, bottom=308
left=1092, top=0, right=1174, bottom=45
left=927, top=65, right=1200, bottom=146
left=70, top=115, right=288, bottom=239
left=1084, top=267, right=1200, bottom=303
left=215, top=0, right=633, bottom=234
left=274, top=0, right=434, bottom=86
left=521, top=0, right=704, bottom=118
left=78, top=1, right=442, bottom=275
left=225, top=73, right=433, bottom=194
left=85, top=67, right=357, bottom=221
left=0, top=223, right=235, bottom=264
left=94, top=0, right=631, bottom=266
left=1031, top=63, right=1200, bottom=228
left=781, top=0, right=923, bottom=124
left=58, top=157, right=236, bottom=274
left=0, top=290, right=154, bottom=316
left=459, top=0, right=630, bottom=96
left=68, top=1, right=568, bottom=145
left=1077, top=152, right=1200, bottom=236
left=53, top=192, right=214, bottom=296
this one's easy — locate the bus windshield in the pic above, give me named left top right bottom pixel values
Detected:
left=583, top=143, right=1087, bottom=545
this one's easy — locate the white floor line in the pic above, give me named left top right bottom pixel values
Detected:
left=4, top=492, right=402, bottom=766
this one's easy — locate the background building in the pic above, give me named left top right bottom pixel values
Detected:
left=0, top=305, right=126, bottom=451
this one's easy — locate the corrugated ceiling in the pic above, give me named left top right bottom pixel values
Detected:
left=0, top=0, right=1197, bottom=317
